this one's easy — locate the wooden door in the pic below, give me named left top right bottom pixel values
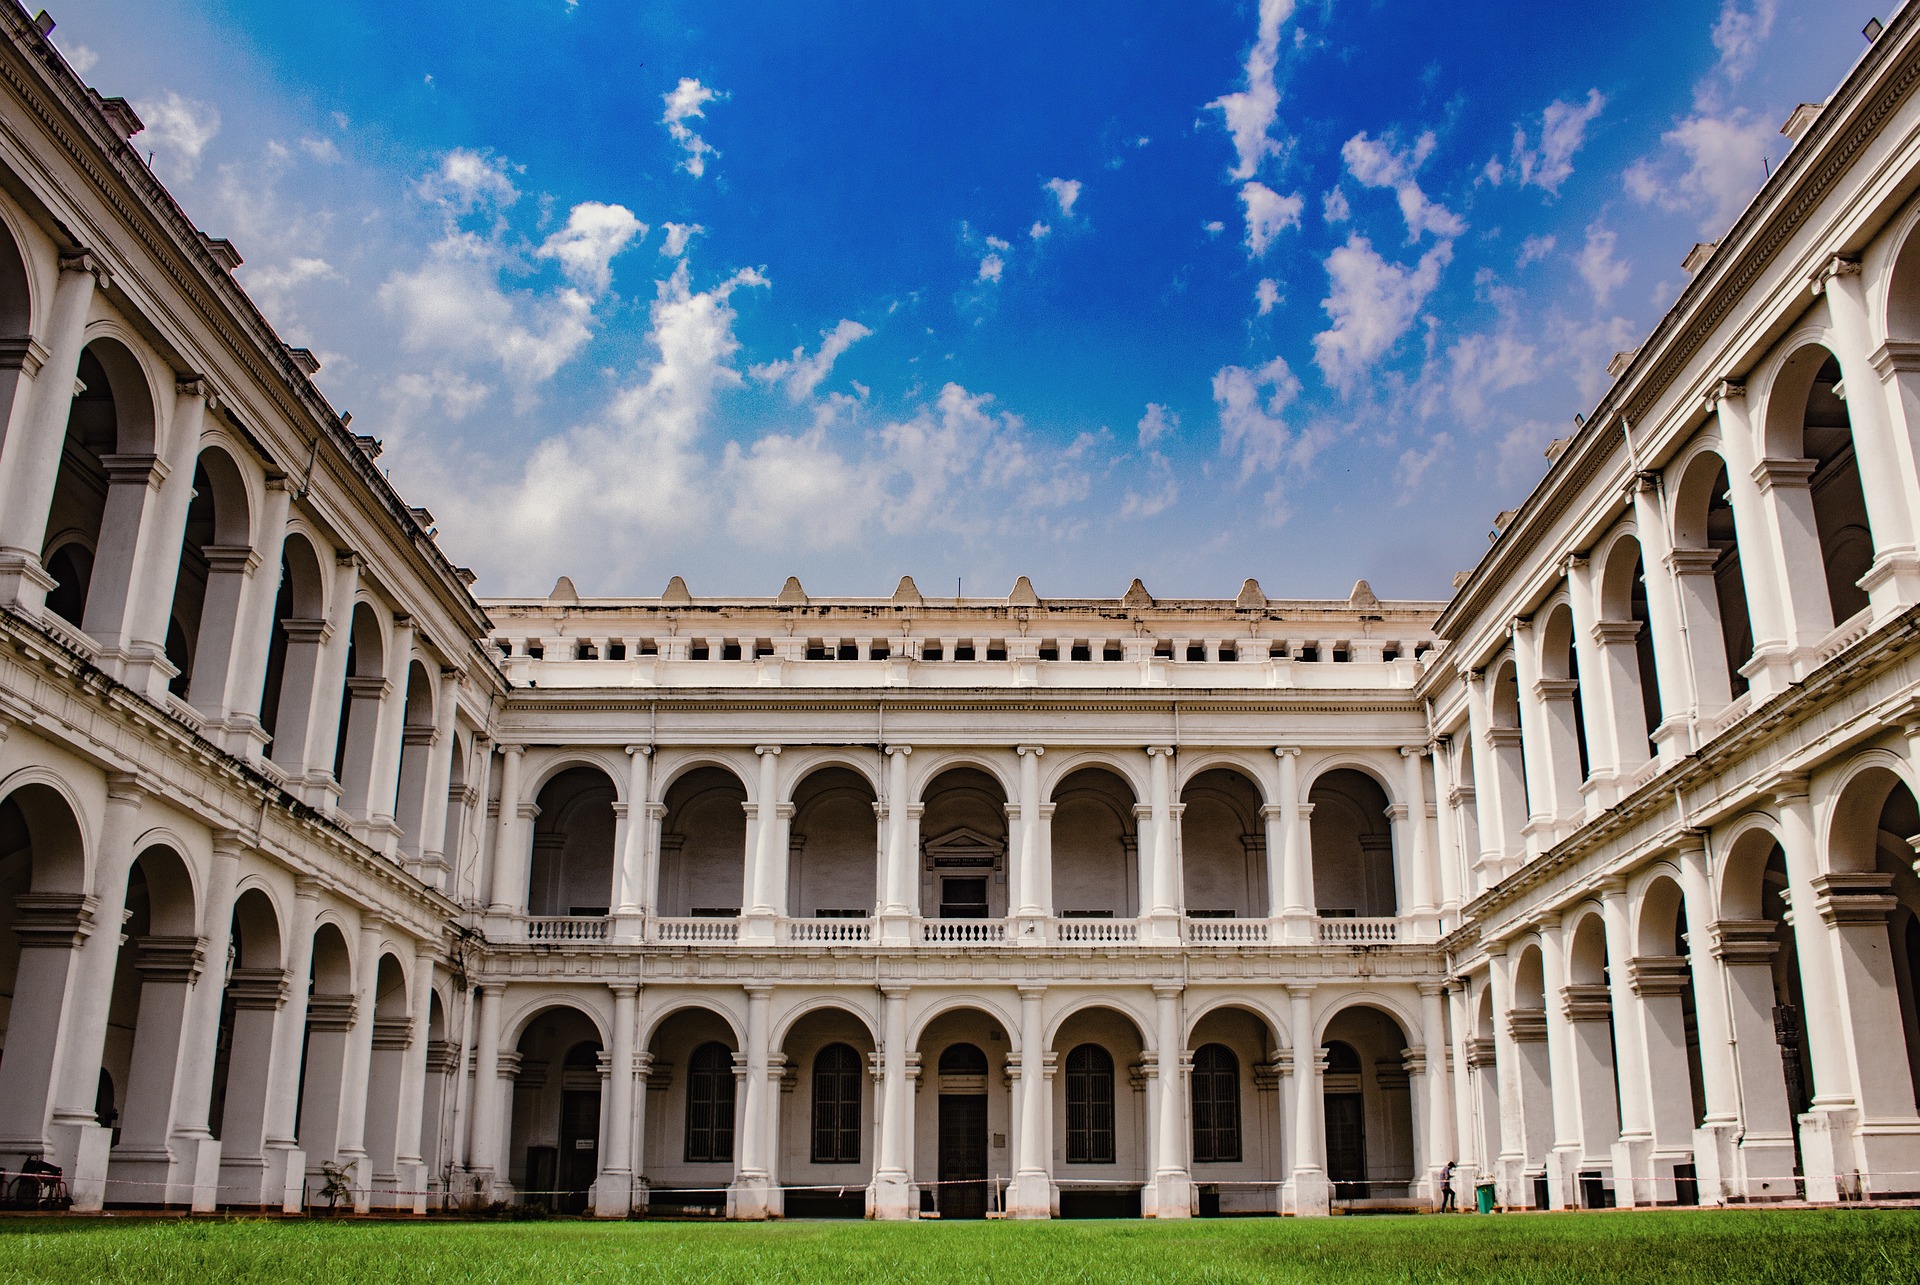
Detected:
left=1324, top=1093, right=1368, bottom=1199
left=937, top=1094, right=989, bottom=1218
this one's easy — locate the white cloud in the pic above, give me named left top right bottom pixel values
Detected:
left=535, top=201, right=645, bottom=292
left=986, top=235, right=1011, bottom=251
left=1623, top=108, right=1774, bottom=234
left=1208, top=0, right=1296, bottom=180
left=1136, top=402, right=1177, bottom=448
left=1508, top=89, right=1605, bottom=195
left=1516, top=234, right=1557, bottom=269
left=1255, top=278, right=1281, bottom=315
left=1045, top=177, right=1082, bottom=217
left=385, top=367, right=495, bottom=424
left=1239, top=181, right=1303, bottom=257
left=1711, top=0, right=1777, bottom=84
left=1203, top=220, right=1226, bottom=236
left=978, top=252, right=1004, bottom=282
left=134, top=90, right=221, bottom=180
left=1394, top=433, right=1450, bottom=502
left=1575, top=222, right=1630, bottom=306
left=1029, top=221, right=1052, bottom=240
left=1340, top=130, right=1464, bottom=242
left=1213, top=356, right=1302, bottom=478
left=1321, top=187, right=1350, bottom=224
left=1312, top=234, right=1452, bottom=393
left=242, top=255, right=341, bottom=316
left=1445, top=330, right=1537, bottom=419
left=662, top=77, right=725, bottom=178
left=750, top=318, right=873, bottom=402
left=1121, top=451, right=1179, bottom=518
left=420, top=148, right=519, bottom=213
left=724, top=418, right=882, bottom=547
left=660, top=222, right=704, bottom=257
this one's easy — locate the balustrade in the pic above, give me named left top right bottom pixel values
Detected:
left=1316, top=916, right=1399, bottom=944
left=650, top=916, right=740, bottom=944
left=523, top=915, right=610, bottom=943
left=919, top=918, right=1007, bottom=944
left=1185, top=918, right=1270, bottom=945
left=1055, top=917, right=1141, bottom=945
left=784, top=917, right=872, bottom=944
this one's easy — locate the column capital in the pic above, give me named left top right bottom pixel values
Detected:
left=497, top=743, right=526, bottom=757
left=103, top=770, right=152, bottom=804
left=744, top=983, right=774, bottom=1000
left=476, top=981, right=507, bottom=997
left=754, top=744, right=782, bottom=757
left=624, top=744, right=653, bottom=757
left=1758, top=770, right=1810, bottom=804
left=1399, top=745, right=1427, bottom=759
left=1145, top=745, right=1175, bottom=758
left=1416, top=980, right=1446, bottom=998
left=608, top=983, right=639, bottom=999
left=1284, top=982, right=1316, bottom=1000
left=1016, top=983, right=1047, bottom=1000
left=878, top=983, right=911, bottom=1000
left=1016, top=744, right=1044, bottom=758
left=885, top=744, right=912, bottom=758
left=1151, top=982, right=1183, bottom=999
left=1705, top=376, right=1746, bottom=411
left=58, top=248, right=112, bottom=291
left=1810, top=253, right=1862, bottom=294
left=1274, top=745, right=1300, bottom=758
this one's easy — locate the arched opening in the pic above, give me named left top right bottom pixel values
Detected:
left=1635, top=875, right=1708, bottom=1200
left=260, top=533, right=327, bottom=771
left=1826, top=766, right=1920, bottom=1120
left=43, top=342, right=156, bottom=638
left=1538, top=604, right=1591, bottom=796
left=1052, top=1006, right=1146, bottom=1218
left=1308, top=769, right=1396, bottom=918
left=914, top=1007, right=1011, bottom=1220
left=295, top=923, right=356, bottom=1177
left=167, top=446, right=252, bottom=710
left=1320, top=1005, right=1416, bottom=1204
left=392, top=662, right=439, bottom=864
left=1715, top=830, right=1809, bottom=1189
left=101, top=845, right=200, bottom=1203
left=332, top=603, right=387, bottom=817
left=1487, top=660, right=1531, bottom=855
left=788, top=767, right=878, bottom=922
left=1598, top=535, right=1661, bottom=763
left=1050, top=768, right=1139, bottom=921
left=420, top=991, right=454, bottom=1196
left=657, top=768, right=748, bottom=919
left=1671, top=453, right=1755, bottom=705
left=508, top=1006, right=603, bottom=1214
left=1189, top=1005, right=1282, bottom=1215
left=208, top=887, right=284, bottom=1202
left=642, top=1007, right=738, bottom=1214
left=1468, top=986, right=1500, bottom=1191
left=919, top=768, right=1008, bottom=922
left=0, top=783, right=89, bottom=1166
left=1508, top=944, right=1553, bottom=1202
left=779, top=1007, right=875, bottom=1218
left=1800, top=354, right=1874, bottom=625
left=363, top=954, right=412, bottom=1207
left=1180, top=768, right=1266, bottom=919
left=527, top=766, right=618, bottom=918
left=1565, top=911, right=1621, bottom=1205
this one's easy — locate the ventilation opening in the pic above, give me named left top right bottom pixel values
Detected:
left=1332, top=647, right=1349, bottom=663
left=1153, top=643, right=1174, bottom=660
left=1269, top=643, right=1287, bottom=658
left=575, top=642, right=597, bottom=660
left=923, top=645, right=944, bottom=660
left=869, top=645, right=890, bottom=660
left=689, top=643, right=710, bottom=660
left=606, top=642, right=627, bottom=660
left=722, top=642, right=743, bottom=660
left=1185, top=645, right=1206, bottom=661
left=1070, top=644, right=1092, bottom=661
left=638, top=640, right=659, bottom=655
left=755, top=644, right=775, bottom=659
left=806, top=644, right=829, bottom=660
left=1102, top=646, right=1123, bottom=661
left=1039, top=646, right=1060, bottom=661
left=526, top=643, right=544, bottom=660
left=1298, top=646, right=1318, bottom=662
left=837, top=644, right=859, bottom=660
left=986, top=645, right=1008, bottom=661
left=1219, top=646, right=1237, bottom=661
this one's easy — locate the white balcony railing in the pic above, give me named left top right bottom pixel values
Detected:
left=1185, top=918, right=1270, bottom=945
left=651, top=916, right=739, bottom=944
left=921, top=918, right=1007, bottom=944
left=785, top=917, right=872, bottom=944
left=525, top=915, right=610, bottom=943
left=1317, top=917, right=1398, bottom=944
left=1056, top=917, right=1140, bottom=945
left=1814, top=605, right=1874, bottom=666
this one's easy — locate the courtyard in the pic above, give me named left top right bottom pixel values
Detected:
left=0, top=1210, right=1914, bottom=1283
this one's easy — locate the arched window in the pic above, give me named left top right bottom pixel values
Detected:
left=811, top=1042, right=863, bottom=1164
left=685, top=1041, right=736, bottom=1163
left=1191, top=1043, right=1241, bottom=1163
left=1064, top=1043, right=1115, bottom=1164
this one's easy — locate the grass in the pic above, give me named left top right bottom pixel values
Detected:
left=1, top=1209, right=1917, bottom=1283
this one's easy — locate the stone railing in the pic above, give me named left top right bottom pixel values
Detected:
left=921, top=918, right=1008, bottom=944
left=1055, top=917, right=1140, bottom=945
left=1185, top=918, right=1270, bottom=945
left=651, top=916, right=739, bottom=944
left=524, top=915, right=610, bottom=943
left=786, top=917, right=873, bottom=944
left=1317, top=917, right=1399, bottom=944
left=1814, top=605, right=1874, bottom=666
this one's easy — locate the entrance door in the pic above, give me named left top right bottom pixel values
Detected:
left=937, top=1093, right=989, bottom=1218
left=940, top=877, right=989, bottom=919
left=559, top=1088, right=602, bottom=1214
left=1324, top=1093, right=1368, bottom=1199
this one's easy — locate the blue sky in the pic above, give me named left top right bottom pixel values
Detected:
left=52, top=0, right=1871, bottom=598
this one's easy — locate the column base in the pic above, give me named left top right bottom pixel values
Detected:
left=1280, top=911, right=1315, bottom=944
left=166, top=1134, right=223, bottom=1211
left=728, top=1173, right=777, bottom=1219
left=610, top=911, right=646, bottom=945
left=216, top=1154, right=272, bottom=1209
left=1852, top=1117, right=1920, bottom=1197
left=1691, top=1123, right=1740, bottom=1206
left=48, top=1120, right=112, bottom=1211
left=265, top=1144, right=307, bottom=1213
left=394, top=1160, right=428, bottom=1214
left=105, top=1148, right=174, bottom=1206
left=1012, top=913, right=1049, bottom=947
left=1863, top=548, right=1920, bottom=621
left=1545, top=1147, right=1584, bottom=1209
left=1495, top=1154, right=1529, bottom=1208
left=1143, top=1171, right=1192, bottom=1218
left=876, top=913, right=914, bottom=948
left=1798, top=1106, right=1860, bottom=1203
left=1005, top=1171, right=1053, bottom=1218
left=869, top=1170, right=914, bottom=1219
left=1733, top=1129, right=1800, bottom=1202
left=738, top=914, right=780, bottom=947
left=1281, top=1167, right=1330, bottom=1216
left=594, top=1167, right=633, bottom=1218
left=0, top=548, right=56, bottom=616
left=1143, top=913, right=1183, bottom=947
left=1609, top=1136, right=1654, bottom=1207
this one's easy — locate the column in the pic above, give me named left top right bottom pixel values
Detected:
left=1283, top=985, right=1327, bottom=1215
left=1275, top=748, right=1311, bottom=937
left=214, top=961, right=290, bottom=1207
left=117, top=378, right=207, bottom=700
left=1626, top=950, right=1700, bottom=1202
left=1817, top=256, right=1920, bottom=614
left=1486, top=946, right=1528, bottom=1205
left=1706, top=916, right=1799, bottom=1199
left=0, top=252, right=106, bottom=613
left=613, top=745, right=653, bottom=923
left=1146, top=746, right=1180, bottom=940
left=1416, top=983, right=1453, bottom=1205
left=1464, top=668, right=1518, bottom=880
left=1508, top=616, right=1557, bottom=855
left=216, top=476, right=292, bottom=758
left=879, top=746, right=912, bottom=943
left=1541, top=918, right=1588, bottom=1208
left=1014, top=746, right=1046, bottom=922
left=335, top=919, right=384, bottom=1211
left=732, top=985, right=774, bottom=1216
left=1564, top=553, right=1620, bottom=809
left=363, top=615, right=415, bottom=853
left=164, top=831, right=244, bottom=1210
left=1708, top=381, right=1797, bottom=696
left=872, top=985, right=912, bottom=1217
left=486, top=744, right=527, bottom=913
left=1676, top=833, right=1745, bottom=1203
left=467, top=984, right=504, bottom=1200
left=263, top=881, right=319, bottom=1211
left=393, top=944, right=436, bottom=1214
left=1629, top=473, right=1699, bottom=760
left=412, top=681, right=460, bottom=885
left=1398, top=746, right=1435, bottom=924
left=1667, top=544, right=1735, bottom=715
left=300, top=552, right=361, bottom=812
left=742, top=747, right=782, bottom=940
left=596, top=983, right=638, bottom=1217
left=1149, top=984, right=1191, bottom=1217
left=76, top=450, right=170, bottom=667
left=1445, top=983, right=1479, bottom=1190
left=1429, top=737, right=1463, bottom=921
left=1601, top=884, right=1656, bottom=1204
left=1007, top=985, right=1051, bottom=1217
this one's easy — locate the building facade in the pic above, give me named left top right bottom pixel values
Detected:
left=3, top=0, right=1920, bottom=1220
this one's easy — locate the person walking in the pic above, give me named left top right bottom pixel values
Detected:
left=1439, top=1160, right=1457, bottom=1212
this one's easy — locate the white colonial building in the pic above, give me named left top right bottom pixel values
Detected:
left=4, top=0, right=1920, bottom=1222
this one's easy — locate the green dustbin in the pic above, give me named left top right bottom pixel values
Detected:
left=1475, top=1183, right=1496, bottom=1214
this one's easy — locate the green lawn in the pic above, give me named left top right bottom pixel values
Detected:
left=0, top=1210, right=1916, bottom=1283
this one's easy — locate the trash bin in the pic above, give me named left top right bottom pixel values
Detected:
left=1475, top=1183, right=1496, bottom=1215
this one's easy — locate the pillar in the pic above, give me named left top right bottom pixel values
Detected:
left=1150, top=984, right=1191, bottom=1216
left=742, top=747, right=782, bottom=941
left=467, top=983, right=504, bottom=1200
left=262, top=880, right=318, bottom=1211
left=486, top=744, right=526, bottom=913
left=362, top=615, right=414, bottom=854
left=731, top=985, right=774, bottom=1217
left=872, top=984, right=912, bottom=1217
left=596, top=983, right=638, bottom=1217
left=1145, top=747, right=1180, bottom=941
left=117, top=378, right=208, bottom=700
left=1676, top=834, right=1744, bottom=1204
left=299, top=552, right=360, bottom=812
left=879, top=746, right=912, bottom=942
left=1283, top=985, right=1328, bottom=1215
left=614, top=745, right=652, bottom=924
left=1706, top=381, right=1796, bottom=696
left=1014, top=746, right=1046, bottom=923
left=164, top=830, right=244, bottom=1210
left=1706, top=916, right=1799, bottom=1199
left=1007, top=985, right=1051, bottom=1217
left=412, top=681, right=459, bottom=886
left=1629, top=473, right=1699, bottom=760
left=1602, top=883, right=1656, bottom=1204
left=1398, top=746, right=1435, bottom=924
left=1539, top=919, right=1586, bottom=1208
left=1276, top=747, right=1311, bottom=937
left=1430, top=737, right=1463, bottom=923
left=335, top=920, right=384, bottom=1210
left=393, top=944, right=436, bottom=1213
left=1417, top=983, right=1453, bottom=1205
left=1509, top=615, right=1558, bottom=855
left=215, top=476, right=292, bottom=758
left=1564, top=554, right=1620, bottom=809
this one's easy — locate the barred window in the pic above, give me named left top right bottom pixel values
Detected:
left=1190, top=1043, right=1242, bottom=1163
left=1065, top=1044, right=1115, bottom=1164
left=811, top=1042, right=863, bottom=1164
left=685, top=1041, right=736, bottom=1163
